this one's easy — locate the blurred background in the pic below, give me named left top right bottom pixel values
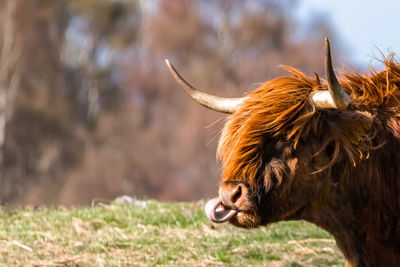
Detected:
left=0, top=0, right=396, bottom=206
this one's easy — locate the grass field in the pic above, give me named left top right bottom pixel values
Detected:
left=0, top=200, right=343, bottom=266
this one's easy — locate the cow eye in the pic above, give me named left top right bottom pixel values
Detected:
left=224, top=180, right=249, bottom=187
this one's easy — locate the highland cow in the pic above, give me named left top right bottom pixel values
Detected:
left=166, top=39, right=400, bottom=267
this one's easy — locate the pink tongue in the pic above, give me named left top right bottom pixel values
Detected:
left=205, top=197, right=238, bottom=223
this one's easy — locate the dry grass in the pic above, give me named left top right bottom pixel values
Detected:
left=0, top=200, right=343, bottom=266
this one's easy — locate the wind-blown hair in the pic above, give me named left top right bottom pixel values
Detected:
left=217, top=57, right=400, bottom=192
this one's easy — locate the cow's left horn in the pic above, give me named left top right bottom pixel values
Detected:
left=165, top=59, right=247, bottom=114
left=311, top=38, right=350, bottom=110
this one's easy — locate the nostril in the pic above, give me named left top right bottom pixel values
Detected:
left=231, top=185, right=242, bottom=204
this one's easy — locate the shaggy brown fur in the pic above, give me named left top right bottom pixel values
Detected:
left=217, top=57, right=400, bottom=266
left=218, top=58, right=400, bottom=187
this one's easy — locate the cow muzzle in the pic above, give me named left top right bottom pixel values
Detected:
left=205, top=184, right=247, bottom=223
left=205, top=197, right=238, bottom=223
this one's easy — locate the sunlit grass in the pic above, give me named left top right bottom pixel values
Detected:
left=0, top=201, right=343, bottom=266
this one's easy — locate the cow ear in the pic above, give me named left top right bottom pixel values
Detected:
left=337, top=111, right=374, bottom=145
left=317, top=110, right=374, bottom=168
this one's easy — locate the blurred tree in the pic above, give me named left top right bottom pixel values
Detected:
left=0, top=0, right=141, bottom=204
left=0, top=1, right=21, bottom=203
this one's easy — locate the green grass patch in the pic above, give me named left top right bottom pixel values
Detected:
left=0, top=200, right=343, bottom=266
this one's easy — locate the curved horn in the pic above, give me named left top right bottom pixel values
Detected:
left=311, top=38, right=350, bottom=110
left=165, top=59, right=247, bottom=114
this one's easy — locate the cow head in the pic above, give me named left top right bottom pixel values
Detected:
left=166, top=39, right=373, bottom=228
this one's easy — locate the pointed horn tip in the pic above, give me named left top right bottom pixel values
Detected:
left=325, top=37, right=331, bottom=48
left=325, top=38, right=331, bottom=53
left=165, top=59, right=175, bottom=74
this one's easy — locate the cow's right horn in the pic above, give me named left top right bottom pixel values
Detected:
left=311, top=38, right=350, bottom=110
left=165, top=59, right=247, bottom=114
